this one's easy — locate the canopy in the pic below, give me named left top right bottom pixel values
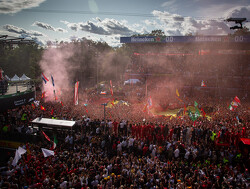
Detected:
left=20, top=74, right=30, bottom=81
left=4, top=75, right=10, bottom=80
left=11, top=74, right=20, bottom=81
left=32, top=118, right=76, bottom=128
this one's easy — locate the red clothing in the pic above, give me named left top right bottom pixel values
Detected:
left=143, top=146, right=148, bottom=155
left=113, top=121, right=118, bottom=135
left=169, top=129, right=174, bottom=140
left=131, top=124, right=136, bottom=137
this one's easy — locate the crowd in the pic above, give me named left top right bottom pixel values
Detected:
left=0, top=91, right=249, bottom=189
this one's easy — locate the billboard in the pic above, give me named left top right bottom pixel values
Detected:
left=120, top=35, right=250, bottom=43
left=0, top=91, right=35, bottom=112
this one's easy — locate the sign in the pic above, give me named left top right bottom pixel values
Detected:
left=0, top=91, right=35, bottom=112
left=120, top=35, right=250, bottom=43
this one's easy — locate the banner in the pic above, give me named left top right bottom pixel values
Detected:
left=0, top=91, right=35, bottom=112
left=74, top=81, right=79, bottom=105
left=41, top=148, right=55, bottom=157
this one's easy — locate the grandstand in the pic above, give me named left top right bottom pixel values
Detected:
left=121, top=35, right=250, bottom=100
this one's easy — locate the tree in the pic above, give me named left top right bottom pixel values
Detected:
left=232, top=26, right=250, bottom=36
left=149, top=29, right=166, bottom=37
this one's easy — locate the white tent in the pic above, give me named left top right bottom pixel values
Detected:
left=20, top=74, right=30, bottom=81
left=11, top=74, right=20, bottom=81
left=4, top=75, right=10, bottom=80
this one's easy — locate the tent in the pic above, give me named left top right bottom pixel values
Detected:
left=20, top=74, right=30, bottom=81
left=4, top=75, right=10, bottom=80
left=11, top=74, right=20, bottom=81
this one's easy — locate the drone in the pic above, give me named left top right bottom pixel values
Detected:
left=225, top=17, right=247, bottom=30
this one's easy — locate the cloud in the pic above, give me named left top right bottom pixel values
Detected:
left=151, top=10, right=233, bottom=35
left=32, top=21, right=68, bottom=33
left=61, top=18, right=137, bottom=36
left=224, top=5, right=250, bottom=19
left=3, top=24, right=44, bottom=36
left=0, top=0, right=46, bottom=14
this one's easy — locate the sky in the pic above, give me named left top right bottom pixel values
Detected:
left=0, top=0, right=250, bottom=47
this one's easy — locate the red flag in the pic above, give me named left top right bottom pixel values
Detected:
left=74, top=81, right=79, bottom=105
left=234, top=96, right=240, bottom=104
left=42, top=131, right=51, bottom=142
left=110, top=80, right=113, bottom=96
left=40, top=105, right=46, bottom=111
left=200, top=108, right=206, bottom=117
left=84, top=105, right=88, bottom=113
left=143, top=104, right=148, bottom=112
left=176, top=96, right=183, bottom=102
left=41, top=91, right=46, bottom=99
left=31, top=103, right=35, bottom=109
left=60, top=101, right=63, bottom=106
left=184, top=105, right=187, bottom=115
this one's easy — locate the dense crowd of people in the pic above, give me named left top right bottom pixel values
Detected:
left=0, top=90, right=249, bottom=188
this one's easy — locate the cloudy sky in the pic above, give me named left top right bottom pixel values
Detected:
left=0, top=0, right=249, bottom=46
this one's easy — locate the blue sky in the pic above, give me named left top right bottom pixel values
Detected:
left=0, top=0, right=250, bottom=46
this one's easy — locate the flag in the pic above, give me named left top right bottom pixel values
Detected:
left=31, top=103, right=35, bottom=109
left=40, top=105, right=46, bottom=111
left=12, top=147, right=27, bottom=166
left=200, top=108, right=206, bottom=117
left=143, top=103, right=148, bottom=112
left=51, top=75, right=55, bottom=87
left=53, top=136, right=58, bottom=149
left=229, top=96, right=240, bottom=111
left=194, top=101, right=198, bottom=107
left=110, top=99, right=115, bottom=107
left=42, top=77, right=47, bottom=84
left=60, top=101, right=63, bottom=106
left=188, top=109, right=200, bottom=121
left=176, top=96, right=183, bottom=102
left=18, top=146, right=26, bottom=155
left=83, top=104, right=88, bottom=113
left=34, top=100, right=40, bottom=107
left=229, top=104, right=235, bottom=111
left=201, top=80, right=206, bottom=87
left=41, top=91, right=46, bottom=99
left=176, top=89, right=180, bottom=97
left=74, top=81, right=79, bottom=105
left=184, top=105, right=187, bottom=115
left=187, top=109, right=195, bottom=121
left=41, top=148, right=55, bottom=158
left=148, top=97, right=153, bottom=109
left=42, top=131, right=51, bottom=142
left=41, top=73, right=49, bottom=84
left=194, top=108, right=200, bottom=120
left=12, top=149, right=21, bottom=166
left=110, top=80, right=113, bottom=96
left=234, top=96, right=240, bottom=104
